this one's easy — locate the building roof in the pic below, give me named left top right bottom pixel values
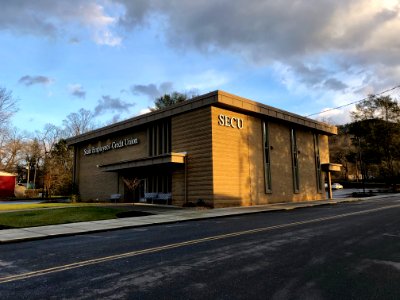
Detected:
left=0, top=171, right=16, bottom=176
left=66, top=90, right=337, bottom=145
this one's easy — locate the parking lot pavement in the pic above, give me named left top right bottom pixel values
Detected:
left=331, top=188, right=391, bottom=198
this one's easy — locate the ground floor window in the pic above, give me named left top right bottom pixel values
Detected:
left=122, top=174, right=172, bottom=203
left=146, top=174, right=171, bottom=193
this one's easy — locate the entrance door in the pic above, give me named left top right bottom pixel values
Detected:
left=123, top=178, right=145, bottom=202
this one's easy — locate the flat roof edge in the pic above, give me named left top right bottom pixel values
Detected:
left=66, top=91, right=219, bottom=145
left=215, top=90, right=337, bottom=135
left=67, top=90, right=336, bottom=145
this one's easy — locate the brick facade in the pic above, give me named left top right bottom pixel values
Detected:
left=67, top=90, right=336, bottom=207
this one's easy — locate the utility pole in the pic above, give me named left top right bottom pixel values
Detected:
left=26, top=161, right=30, bottom=189
left=357, top=137, right=366, bottom=194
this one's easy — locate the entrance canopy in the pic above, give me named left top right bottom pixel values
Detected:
left=98, top=152, right=186, bottom=172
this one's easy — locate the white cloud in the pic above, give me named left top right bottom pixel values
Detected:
left=18, top=75, right=53, bottom=86
left=138, top=108, right=152, bottom=115
left=183, top=69, right=230, bottom=91
left=93, top=29, right=122, bottom=46
left=94, top=95, right=135, bottom=116
left=6, top=1, right=400, bottom=90
left=315, top=107, right=353, bottom=125
left=0, top=1, right=122, bottom=46
left=68, top=84, right=86, bottom=99
left=116, top=0, right=400, bottom=96
left=131, top=82, right=173, bottom=100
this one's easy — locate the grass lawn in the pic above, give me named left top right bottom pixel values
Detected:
left=0, top=206, right=127, bottom=229
left=0, top=202, right=102, bottom=211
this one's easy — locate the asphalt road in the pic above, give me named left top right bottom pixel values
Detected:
left=1, top=196, right=400, bottom=299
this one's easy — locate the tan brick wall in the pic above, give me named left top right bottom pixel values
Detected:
left=320, top=135, right=330, bottom=163
left=171, top=107, right=213, bottom=206
left=267, top=122, right=293, bottom=203
left=266, top=125, right=327, bottom=202
left=211, top=105, right=328, bottom=207
left=75, top=129, right=147, bottom=201
left=211, top=106, right=252, bottom=207
left=293, top=130, right=323, bottom=201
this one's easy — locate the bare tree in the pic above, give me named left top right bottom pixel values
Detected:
left=44, top=139, right=73, bottom=196
left=0, top=87, right=19, bottom=172
left=0, top=87, right=18, bottom=129
left=0, top=127, right=25, bottom=173
left=36, top=123, right=63, bottom=154
left=30, top=123, right=74, bottom=196
left=23, top=138, right=42, bottom=189
left=62, top=108, right=95, bottom=137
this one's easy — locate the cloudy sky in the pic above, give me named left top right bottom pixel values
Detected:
left=1, top=0, right=400, bottom=132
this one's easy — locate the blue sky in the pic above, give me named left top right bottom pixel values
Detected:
left=1, top=0, right=400, bottom=133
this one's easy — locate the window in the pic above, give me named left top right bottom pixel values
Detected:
left=263, top=121, right=272, bottom=193
left=148, top=120, right=171, bottom=156
left=146, top=175, right=171, bottom=193
left=314, top=134, right=322, bottom=193
left=290, top=128, right=300, bottom=193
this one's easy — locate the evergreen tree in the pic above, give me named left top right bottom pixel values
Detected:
left=151, top=92, right=189, bottom=111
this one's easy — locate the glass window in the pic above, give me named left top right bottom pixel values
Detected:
left=263, top=121, right=272, bottom=193
left=314, top=134, right=322, bottom=192
left=146, top=175, right=171, bottom=193
left=291, top=128, right=300, bottom=193
left=148, top=120, right=171, bottom=156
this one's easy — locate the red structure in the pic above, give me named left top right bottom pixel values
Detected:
left=0, top=171, right=16, bottom=198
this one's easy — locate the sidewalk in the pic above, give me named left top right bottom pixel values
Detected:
left=0, top=197, right=372, bottom=244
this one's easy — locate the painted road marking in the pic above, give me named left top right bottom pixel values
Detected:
left=1, top=203, right=400, bottom=284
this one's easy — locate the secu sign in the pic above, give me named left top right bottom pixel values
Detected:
left=218, top=114, right=244, bottom=129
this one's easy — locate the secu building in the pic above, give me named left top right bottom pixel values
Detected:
left=66, top=91, right=337, bottom=207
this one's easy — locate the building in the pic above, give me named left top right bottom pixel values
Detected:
left=0, top=171, right=16, bottom=198
left=66, top=90, right=337, bottom=207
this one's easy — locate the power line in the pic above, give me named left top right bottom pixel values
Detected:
left=306, top=84, right=400, bottom=117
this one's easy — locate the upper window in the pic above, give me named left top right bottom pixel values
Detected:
left=290, top=128, right=300, bottom=193
left=148, top=120, right=171, bottom=156
left=263, top=121, right=272, bottom=193
left=314, top=134, right=322, bottom=193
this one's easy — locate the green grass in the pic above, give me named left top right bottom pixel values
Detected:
left=0, top=207, right=127, bottom=228
left=0, top=202, right=94, bottom=211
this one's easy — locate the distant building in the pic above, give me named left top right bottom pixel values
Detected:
left=0, top=171, right=16, bottom=198
left=66, top=90, right=337, bottom=207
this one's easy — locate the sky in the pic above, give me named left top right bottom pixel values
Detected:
left=1, top=0, right=400, bottom=133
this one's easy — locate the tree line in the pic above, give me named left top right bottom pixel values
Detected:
left=329, top=95, right=400, bottom=186
left=0, top=86, right=100, bottom=196
left=0, top=88, right=190, bottom=197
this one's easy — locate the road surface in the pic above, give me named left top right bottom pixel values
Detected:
left=1, top=195, right=400, bottom=299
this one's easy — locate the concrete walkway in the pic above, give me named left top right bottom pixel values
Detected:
left=0, top=197, right=373, bottom=244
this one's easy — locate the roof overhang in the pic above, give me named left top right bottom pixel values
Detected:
left=321, top=163, right=342, bottom=172
left=98, top=152, right=186, bottom=172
